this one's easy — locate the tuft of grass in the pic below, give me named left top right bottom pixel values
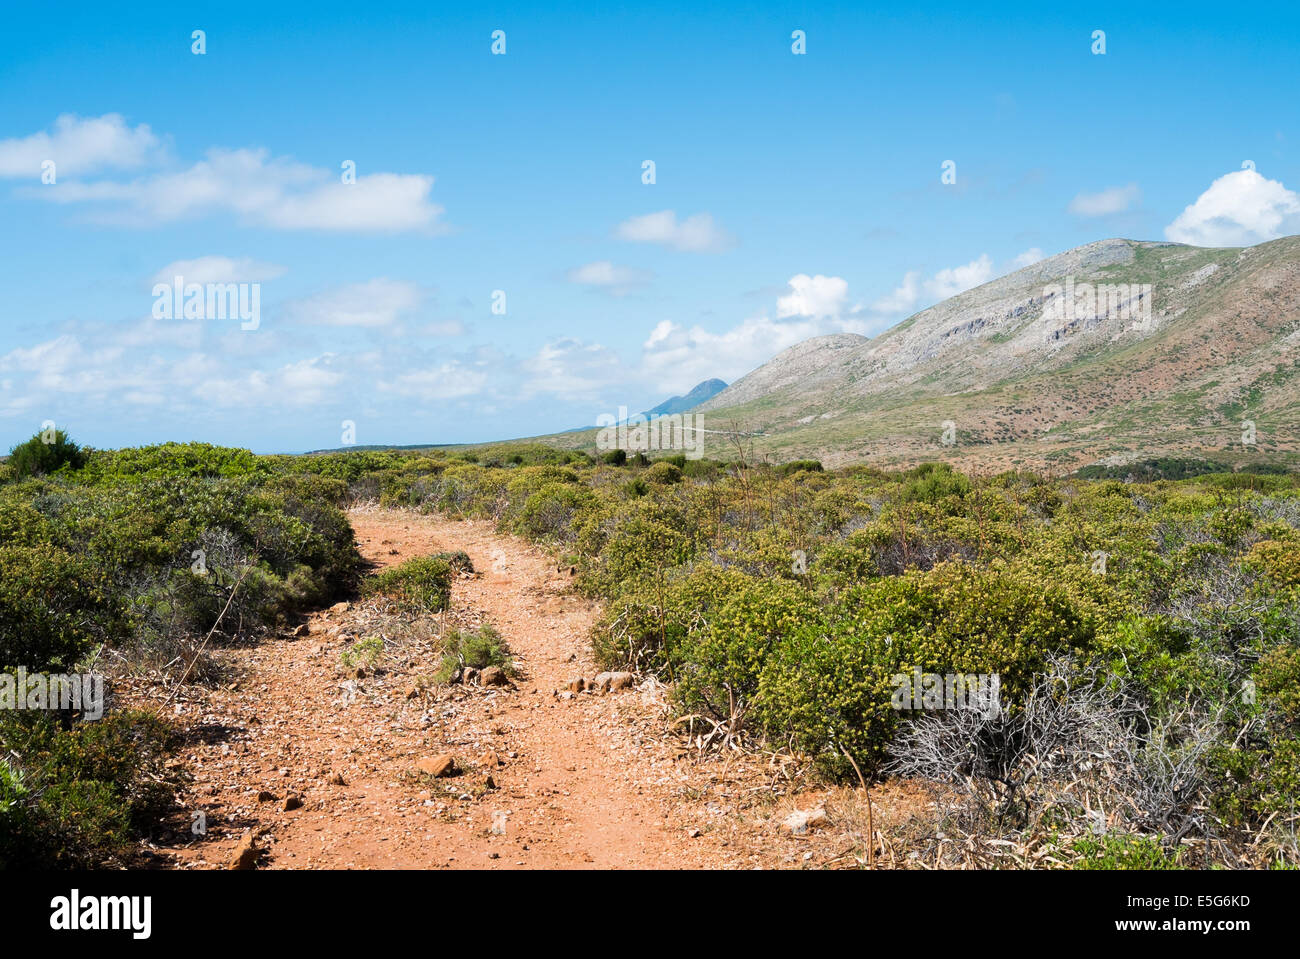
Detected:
left=1070, top=833, right=1183, bottom=870
left=362, top=556, right=452, bottom=613
left=432, top=625, right=515, bottom=683
left=340, top=635, right=385, bottom=669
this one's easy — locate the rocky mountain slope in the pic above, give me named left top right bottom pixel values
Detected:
left=691, top=237, right=1300, bottom=472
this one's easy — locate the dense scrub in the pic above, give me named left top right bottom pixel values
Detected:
left=0, top=436, right=360, bottom=867
left=4, top=433, right=1298, bottom=867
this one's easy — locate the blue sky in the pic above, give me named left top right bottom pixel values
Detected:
left=2, top=0, right=1298, bottom=452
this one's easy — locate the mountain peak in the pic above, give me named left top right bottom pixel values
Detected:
left=645, top=378, right=728, bottom=416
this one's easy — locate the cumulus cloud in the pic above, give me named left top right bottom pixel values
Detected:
left=566, top=260, right=653, bottom=294
left=35, top=147, right=444, bottom=233
left=927, top=255, right=994, bottom=299
left=615, top=210, right=733, bottom=252
left=1069, top=183, right=1140, bottom=217
left=0, top=114, right=162, bottom=178
left=1165, top=169, right=1300, bottom=247
left=776, top=274, right=849, bottom=319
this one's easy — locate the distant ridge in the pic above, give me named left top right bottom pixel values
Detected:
left=643, top=378, right=728, bottom=416
left=559, top=378, right=728, bottom=433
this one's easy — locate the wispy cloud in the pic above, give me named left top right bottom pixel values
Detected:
left=32, top=144, right=444, bottom=233
left=615, top=210, right=733, bottom=252
left=283, top=278, right=425, bottom=328
left=1068, top=183, right=1140, bottom=217
left=565, top=260, right=653, bottom=295
left=150, top=255, right=286, bottom=287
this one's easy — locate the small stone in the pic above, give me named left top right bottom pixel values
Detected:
left=416, top=755, right=457, bottom=778
left=688, top=828, right=701, bottom=838
left=329, top=601, right=349, bottom=614
left=480, top=666, right=508, bottom=687
left=567, top=676, right=587, bottom=693
left=463, top=667, right=480, bottom=685
left=293, top=623, right=310, bottom=637
left=325, top=772, right=346, bottom=786
left=227, top=830, right=259, bottom=870
left=256, top=790, right=277, bottom=803
left=283, top=793, right=303, bottom=811
left=593, top=671, right=635, bottom=693
left=781, top=807, right=828, bottom=835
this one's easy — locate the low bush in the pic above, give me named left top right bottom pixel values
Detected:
left=362, top=556, right=452, bottom=613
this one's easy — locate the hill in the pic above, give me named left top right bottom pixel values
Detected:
left=687, top=237, right=1300, bottom=471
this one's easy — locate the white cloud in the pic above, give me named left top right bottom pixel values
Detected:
left=1011, top=247, right=1045, bottom=269
left=776, top=274, right=849, bottom=319
left=0, top=114, right=162, bottom=178
left=1165, top=169, right=1300, bottom=247
left=151, top=255, right=286, bottom=287
left=36, top=147, right=444, bottom=233
left=284, top=278, right=424, bottom=328
left=566, top=260, right=653, bottom=294
left=873, top=254, right=994, bottom=315
left=1069, top=183, right=1140, bottom=217
left=521, top=339, right=628, bottom=401
left=380, top=363, right=490, bottom=402
left=872, top=271, right=923, bottom=315
left=615, top=210, right=733, bottom=252
left=280, top=355, right=344, bottom=397
left=927, top=254, right=994, bottom=299
left=639, top=315, right=833, bottom=393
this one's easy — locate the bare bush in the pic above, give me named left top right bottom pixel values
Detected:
left=887, top=658, right=1228, bottom=861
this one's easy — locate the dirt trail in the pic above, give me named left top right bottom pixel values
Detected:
left=165, top=508, right=759, bottom=869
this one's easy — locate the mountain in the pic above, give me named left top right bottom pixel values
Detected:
left=643, top=378, right=728, bottom=416
left=690, top=237, right=1300, bottom=472
left=558, top=378, right=728, bottom=433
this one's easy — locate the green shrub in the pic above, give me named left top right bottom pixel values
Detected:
left=777, top=459, right=824, bottom=476
left=433, top=625, right=515, bottom=682
left=644, top=461, right=683, bottom=485
left=433, top=550, right=475, bottom=574
left=0, top=545, right=125, bottom=671
left=7, top=429, right=86, bottom=479
left=363, top=556, right=452, bottom=613
left=1071, top=833, right=1183, bottom=869
left=674, top=576, right=823, bottom=722
left=0, top=710, right=181, bottom=868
